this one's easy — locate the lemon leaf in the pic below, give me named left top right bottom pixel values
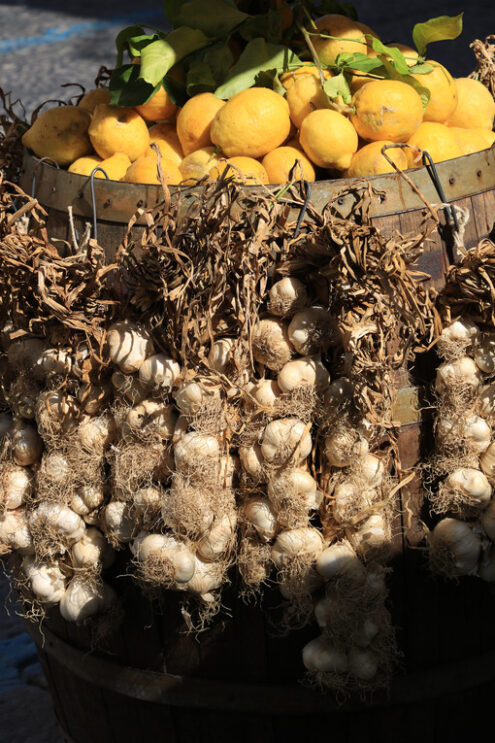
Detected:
left=323, top=72, right=352, bottom=104
left=369, top=37, right=411, bottom=75
left=412, top=13, right=463, bottom=57
left=381, top=58, right=431, bottom=109
left=115, top=25, right=146, bottom=65
left=238, top=10, right=284, bottom=43
left=140, top=27, right=209, bottom=86
left=109, top=64, right=158, bottom=107
left=186, top=44, right=234, bottom=95
left=333, top=51, right=384, bottom=73
left=171, top=0, right=249, bottom=37
left=214, top=38, right=302, bottom=99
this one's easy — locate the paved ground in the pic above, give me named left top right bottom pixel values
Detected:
left=1, top=1, right=495, bottom=741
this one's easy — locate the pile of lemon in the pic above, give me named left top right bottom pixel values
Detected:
left=22, top=14, right=495, bottom=187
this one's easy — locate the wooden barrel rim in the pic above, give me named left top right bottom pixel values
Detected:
left=26, top=621, right=495, bottom=714
left=20, top=146, right=495, bottom=226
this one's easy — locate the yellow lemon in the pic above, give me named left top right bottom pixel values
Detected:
left=99, top=152, right=132, bottom=181
left=22, top=106, right=92, bottom=167
left=210, top=88, right=291, bottom=158
left=299, top=109, right=358, bottom=170
left=345, top=140, right=408, bottom=177
left=280, top=63, right=331, bottom=90
left=135, top=85, right=177, bottom=123
left=179, top=147, right=224, bottom=183
left=148, top=123, right=183, bottom=167
left=261, top=146, right=316, bottom=184
left=68, top=155, right=102, bottom=176
left=446, top=78, right=495, bottom=130
left=286, top=75, right=329, bottom=129
left=351, top=80, right=423, bottom=142
left=78, top=88, right=110, bottom=113
left=89, top=104, right=149, bottom=161
left=412, top=61, right=457, bottom=123
left=176, top=93, right=226, bottom=155
left=449, top=127, right=495, bottom=155
left=210, top=156, right=269, bottom=185
left=123, top=155, right=182, bottom=185
left=407, top=122, right=462, bottom=167
left=313, top=14, right=366, bottom=65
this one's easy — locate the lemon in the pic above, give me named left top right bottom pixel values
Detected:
left=299, top=109, right=358, bottom=170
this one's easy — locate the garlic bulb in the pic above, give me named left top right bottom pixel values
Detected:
left=197, top=513, right=236, bottom=561
left=7, top=338, right=45, bottom=370
left=288, top=307, right=338, bottom=355
left=316, top=541, right=365, bottom=581
left=364, top=569, right=387, bottom=597
left=0, top=508, right=33, bottom=554
left=277, top=356, right=330, bottom=393
left=443, top=468, right=492, bottom=508
left=478, top=384, right=495, bottom=419
left=36, top=391, right=79, bottom=433
left=22, top=556, right=66, bottom=605
left=39, top=451, right=71, bottom=485
left=439, top=319, right=479, bottom=347
left=324, top=377, right=354, bottom=407
left=71, top=484, right=105, bottom=516
left=77, top=382, right=110, bottom=415
left=131, top=532, right=196, bottom=583
left=324, top=429, right=368, bottom=468
left=208, top=338, right=233, bottom=371
left=72, top=527, right=113, bottom=568
left=133, top=485, right=163, bottom=512
left=481, top=442, right=495, bottom=479
left=436, top=414, right=491, bottom=454
left=106, top=321, right=154, bottom=373
left=348, top=648, right=378, bottom=680
left=178, top=555, right=224, bottom=596
left=268, top=277, right=308, bottom=318
left=126, top=399, right=177, bottom=439
left=430, top=518, right=481, bottom=575
left=12, top=422, right=43, bottom=466
left=355, top=619, right=380, bottom=648
left=111, top=371, right=148, bottom=404
left=474, top=333, right=495, bottom=374
left=238, top=443, right=265, bottom=479
left=302, top=635, right=348, bottom=673
left=314, top=595, right=334, bottom=628
left=268, top=468, right=321, bottom=513
left=261, top=418, right=312, bottom=465
left=1, top=465, right=32, bottom=510
left=103, top=501, right=134, bottom=543
left=29, top=502, right=86, bottom=543
left=481, top=499, right=495, bottom=541
left=360, top=454, right=385, bottom=487
left=352, top=513, right=390, bottom=557
left=244, top=497, right=278, bottom=541
left=33, top=348, right=72, bottom=379
left=77, top=415, right=116, bottom=453
left=271, top=527, right=323, bottom=569
left=174, top=381, right=220, bottom=415
left=252, top=379, right=281, bottom=408
left=60, top=580, right=114, bottom=622
left=435, top=357, right=481, bottom=393
left=138, top=354, right=181, bottom=390
left=174, top=432, right=220, bottom=471
left=332, top=481, right=376, bottom=523
left=252, top=318, right=292, bottom=371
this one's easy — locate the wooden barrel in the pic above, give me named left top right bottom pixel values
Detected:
left=19, top=148, right=495, bottom=741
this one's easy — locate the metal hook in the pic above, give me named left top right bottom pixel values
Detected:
left=90, top=167, right=109, bottom=243
left=30, top=156, right=59, bottom=198
left=294, top=180, right=311, bottom=239
left=421, top=151, right=459, bottom=232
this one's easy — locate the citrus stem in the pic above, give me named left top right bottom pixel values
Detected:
left=299, top=25, right=353, bottom=114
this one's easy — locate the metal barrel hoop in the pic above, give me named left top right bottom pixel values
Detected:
left=90, top=167, right=110, bottom=243
left=421, top=150, right=460, bottom=232
left=31, top=156, right=60, bottom=198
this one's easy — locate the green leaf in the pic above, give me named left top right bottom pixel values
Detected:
left=140, top=27, right=210, bottom=86
left=128, top=33, right=160, bottom=59
left=333, top=51, right=384, bottom=73
left=185, top=43, right=234, bottom=96
left=215, top=37, right=302, bottom=99
left=369, top=36, right=411, bottom=75
left=412, top=13, right=463, bottom=57
left=172, top=0, right=249, bottom=37
left=162, top=74, right=188, bottom=107
left=238, top=10, right=283, bottom=43
left=381, top=58, right=431, bottom=109
left=408, top=62, right=434, bottom=75
left=115, top=25, right=145, bottom=66
left=109, top=64, right=158, bottom=107
left=323, top=72, right=352, bottom=104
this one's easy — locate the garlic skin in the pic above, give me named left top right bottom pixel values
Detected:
left=174, top=432, right=220, bottom=471
left=316, top=541, right=365, bottom=581
left=131, top=532, right=196, bottom=583
left=268, top=277, right=308, bottom=318
left=474, top=333, right=495, bottom=374
left=268, top=468, right=321, bottom=513
left=430, top=518, right=481, bottom=575
left=36, top=391, right=79, bottom=433
left=348, top=648, right=378, bottom=680
left=444, top=468, right=492, bottom=508
left=271, top=527, right=324, bottom=569
left=0, top=508, right=34, bottom=554
left=138, top=354, right=181, bottom=390
left=72, top=528, right=113, bottom=568
left=103, top=501, right=134, bottom=543
left=238, top=443, right=265, bottom=480
left=252, top=318, right=293, bottom=371
left=174, top=381, right=220, bottom=415
left=12, top=423, right=43, bottom=466
left=261, top=418, right=312, bottom=465
left=436, top=414, right=491, bottom=454
left=352, top=513, right=390, bottom=558
left=478, top=384, right=495, bottom=420
left=71, top=484, right=105, bottom=517
left=481, top=442, right=495, bottom=479
left=77, top=382, right=110, bottom=416
left=435, top=356, right=481, bottom=393
left=197, top=513, right=236, bottom=562
left=39, top=451, right=71, bottom=486
left=178, top=555, right=224, bottom=596
left=106, top=321, right=154, bottom=374
left=126, top=399, right=177, bottom=440
left=302, top=635, right=348, bottom=673
left=33, top=348, right=72, bottom=380
left=288, top=307, right=338, bottom=355
left=77, top=415, right=116, bottom=453
left=360, top=454, right=385, bottom=488
left=60, top=580, right=114, bottom=622
left=1, top=466, right=32, bottom=510
left=277, top=356, right=330, bottom=393
left=252, top=379, right=281, bottom=408
left=324, top=429, right=368, bottom=468
left=208, top=338, right=233, bottom=371
left=133, top=485, right=163, bottom=512
left=439, top=319, right=480, bottom=347
left=22, top=556, right=66, bottom=605
left=244, top=498, right=278, bottom=542
left=29, top=503, right=86, bottom=544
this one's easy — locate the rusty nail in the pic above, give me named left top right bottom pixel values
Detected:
left=136, top=199, right=144, bottom=208
left=103, top=199, right=112, bottom=208
left=380, top=193, right=386, bottom=202
left=337, top=197, right=344, bottom=205
left=77, top=191, right=83, bottom=199
left=476, top=170, right=482, bottom=178
left=448, top=176, right=455, bottom=185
